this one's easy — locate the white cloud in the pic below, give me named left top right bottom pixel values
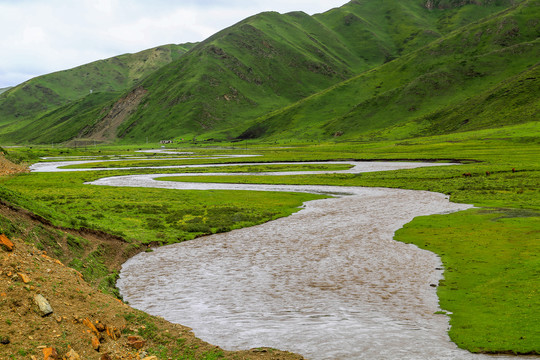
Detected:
left=0, top=0, right=347, bottom=87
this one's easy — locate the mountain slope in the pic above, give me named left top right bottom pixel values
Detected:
left=0, top=43, right=196, bottom=140
left=236, top=0, right=539, bottom=141
left=115, top=0, right=518, bottom=143
left=0, top=0, right=519, bottom=145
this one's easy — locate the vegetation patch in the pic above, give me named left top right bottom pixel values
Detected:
left=394, top=208, right=539, bottom=354
left=60, top=161, right=352, bottom=172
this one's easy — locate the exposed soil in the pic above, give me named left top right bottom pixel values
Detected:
left=0, top=154, right=28, bottom=176
left=0, top=231, right=305, bottom=360
left=74, top=86, right=148, bottom=144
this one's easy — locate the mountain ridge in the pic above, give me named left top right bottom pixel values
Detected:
left=236, top=0, right=539, bottom=141
left=0, top=0, right=534, bottom=145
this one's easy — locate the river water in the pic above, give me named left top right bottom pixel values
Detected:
left=33, top=157, right=521, bottom=359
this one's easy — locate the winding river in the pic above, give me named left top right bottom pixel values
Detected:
left=32, top=155, right=518, bottom=359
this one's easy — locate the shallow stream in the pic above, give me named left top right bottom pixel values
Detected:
left=33, top=155, right=518, bottom=359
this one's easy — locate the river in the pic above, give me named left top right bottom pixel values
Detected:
left=32, top=155, right=519, bottom=359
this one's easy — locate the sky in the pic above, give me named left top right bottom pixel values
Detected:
left=0, top=0, right=347, bottom=88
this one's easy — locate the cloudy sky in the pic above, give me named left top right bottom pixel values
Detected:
left=0, top=0, right=347, bottom=88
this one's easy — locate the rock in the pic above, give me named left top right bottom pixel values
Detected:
left=91, top=336, right=101, bottom=351
left=34, top=294, right=53, bottom=317
left=65, top=348, right=81, bottom=360
left=0, top=234, right=14, bottom=251
left=127, top=335, right=146, bottom=349
left=83, top=318, right=102, bottom=339
left=95, top=321, right=106, bottom=332
left=106, top=325, right=121, bottom=340
left=0, top=336, right=10, bottom=344
left=142, top=357, right=158, bottom=360
left=42, top=347, right=59, bottom=360
left=100, top=354, right=112, bottom=360
left=18, top=272, right=31, bottom=283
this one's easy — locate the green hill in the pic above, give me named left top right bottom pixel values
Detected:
left=0, top=0, right=529, bottom=145
left=237, top=0, right=539, bottom=142
left=0, top=43, right=196, bottom=143
left=0, top=87, right=12, bottom=95
left=114, top=0, right=518, bottom=143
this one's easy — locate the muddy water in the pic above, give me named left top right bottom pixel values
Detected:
left=82, top=161, right=521, bottom=360
left=116, top=183, right=509, bottom=360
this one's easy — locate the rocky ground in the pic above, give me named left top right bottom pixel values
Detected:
left=0, top=155, right=304, bottom=360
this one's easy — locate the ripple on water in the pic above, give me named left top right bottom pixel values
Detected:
left=115, top=186, right=515, bottom=360
left=32, top=157, right=512, bottom=359
left=37, top=157, right=518, bottom=360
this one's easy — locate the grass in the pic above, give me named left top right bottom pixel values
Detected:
left=0, top=44, right=196, bottom=143
left=123, top=312, right=226, bottom=359
left=0, top=171, right=324, bottom=246
left=395, top=209, right=539, bottom=354
left=236, top=0, right=539, bottom=142
left=1, top=121, right=539, bottom=354
left=59, top=161, right=352, bottom=172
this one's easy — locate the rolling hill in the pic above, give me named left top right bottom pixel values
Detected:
left=0, top=0, right=534, bottom=145
left=0, top=43, right=196, bottom=143
left=107, top=0, right=523, bottom=143
left=237, top=0, right=539, bottom=142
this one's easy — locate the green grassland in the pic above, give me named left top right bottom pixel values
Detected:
left=5, top=92, right=122, bottom=145
left=1, top=121, right=538, bottom=354
left=0, top=170, right=324, bottom=246
left=7, top=123, right=529, bottom=353
left=58, top=161, right=352, bottom=172
left=396, top=209, right=539, bottom=354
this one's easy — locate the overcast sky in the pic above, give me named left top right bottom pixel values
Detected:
left=0, top=0, right=347, bottom=88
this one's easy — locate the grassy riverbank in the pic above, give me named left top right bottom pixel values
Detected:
left=396, top=209, right=539, bottom=354
left=1, top=123, right=539, bottom=354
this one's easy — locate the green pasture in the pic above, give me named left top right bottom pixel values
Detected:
left=396, top=209, right=539, bottom=354
left=0, top=171, right=323, bottom=245
left=1, top=124, right=539, bottom=354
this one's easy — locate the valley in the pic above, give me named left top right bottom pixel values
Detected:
left=0, top=0, right=538, bottom=358
left=1, top=123, right=539, bottom=358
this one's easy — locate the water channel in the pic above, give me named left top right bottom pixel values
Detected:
left=32, top=155, right=520, bottom=359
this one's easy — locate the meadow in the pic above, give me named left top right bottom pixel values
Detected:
left=0, top=121, right=538, bottom=354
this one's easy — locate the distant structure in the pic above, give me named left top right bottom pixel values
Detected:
left=89, top=89, right=93, bottom=94
left=160, top=140, right=173, bottom=144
